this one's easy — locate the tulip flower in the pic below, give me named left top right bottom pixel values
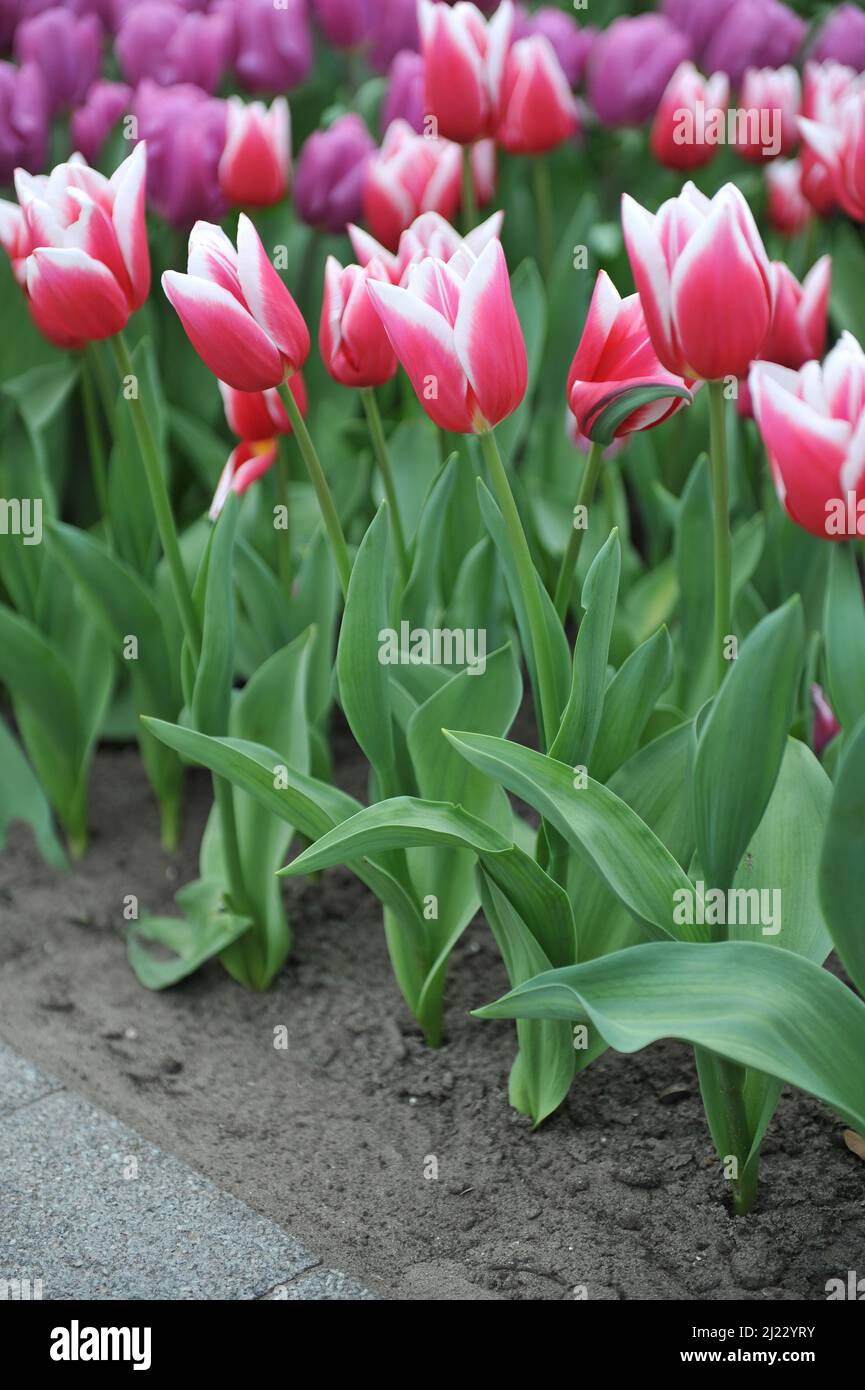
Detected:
left=133, top=82, right=227, bottom=230
left=749, top=333, right=865, bottom=541
left=556, top=270, right=692, bottom=617
left=733, top=66, right=800, bottom=162
left=699, top=0, right=806, bottom=87
left=0, top=60, right=48, bottom=185
left=231, top=0, right=313, bottom=93
left=496, top=35, right=580, bottom=155
left=115, top=1, right=232, bottom=93
left=14, top=8, right=101, bottom=115
left=366, top=236, right=526, bottom=434
left=368, top=0, right=421, bottom=74
left=799, top=79, right=865, bottom=223
left=811, top=684, right=841, bottom=758
left=363, top=119, right=494, bottom=252
left=0, top=144, right=149, bottom=349
left=513, top=5, right=595, bottom=89
left=587, top=15, right=692, bottom=128
left=312, top=0, right=374, bottom=50
left=162, top=216, right=309, bottom=392
left=765, top=158, right=812, bottom=236
left=320, top=257, right=397, bottom=390
left=621, top=181, right=773, bottom=383
left=294, top=114, right=375, bottom=234
left=797, top=60, right=859, bottom=215
left=218, top=97, right=290, bottom=209
left=71, top=80, right=132, bottom=165
left=738, top=257, right=831, bottom=416
left=418, top=0, right=514, bottom=144
left=211, top=375, right=307, bottom=520
left=381, top=50, right=426, bottom=134
left=349, top=207, right=504, bottom=284
left=650, top=62, right=729, bottom=170
left=810, top=4, right=865, bottom=73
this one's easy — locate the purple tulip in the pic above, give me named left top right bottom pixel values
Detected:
left=661, top=0, right=736, bottom=60
left=381, top=49, right=425, bottom=134
left=71, top=79, right=131, bottom=163
left=14, top=7, right=101, bottom=114
left=312, top=0, right=374, bottom=49
left=116, top=2, right=232, bottom=93
left=701, top=0, right=806, bottom=84
left=0, top=59, right=48, bottom=181
left=225, top=0, right=312, bottom=93
left=294, top=113, right=375, bottom=234
left=368, top=0, right=419, bottom=74
left=810, top=4, right=865, bottom=73
left=588, top=16, right=692, bottom=127
left=133, top=80, right=227, bottom=228
left=513, top=6, right=595, bottom=88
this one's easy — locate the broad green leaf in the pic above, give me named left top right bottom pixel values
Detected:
left=445, top=732, right=704, bottom=942
left=282, top=796, right=512, bottom=869
left=474, top=939, right=865, bottom=1137
left=0, top=719, right=67, bottom=868
left=550, top=527, right=620, bottom=768
left=693, top=597, right=804, bottom=893
left=590, top=624, right=673, bottom=783
left=824, top=544, right=865, bottom=734
left=400, top=455, right=457, bottom=631
left=820, top=714, right=865, bottom=997
left=337, top=503, right=395, bottom=782
left=192, top=490, right=239, bottom=738
left=128, top=879, right=252, bottom=990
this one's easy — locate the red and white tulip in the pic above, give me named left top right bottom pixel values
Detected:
left=765, top=158, right=812, bottom=236
left=734, top=66, right=800, bottom=162
left=0, top=144, right=149, bottom=349
left=418, top=0, right=514, bottom=145
left=650, top=63, right=729, bottom=172
left=348, top=208, right=504, bottom=285
left=495, top=34, right=580, bottom=155
left=366, top=236, right=527, bottom=434
left=320, top=256, right=397, bottom=389
left=211, top=374, right=307, bottom=519
left=362, top=119, right=494, bottom=253
left=798, top=60, right=860, bottom=215
left=218, top=96, right=291, bottom=208
left=162, top=215, right=310, bottom=392
left=621, top=181, right=773, bottom=382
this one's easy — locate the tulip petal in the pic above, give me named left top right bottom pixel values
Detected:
left=621, top=193, right=680, bottom=375
left=671, top=202, right=771, bottom=380
left=750, top=364, right=850, bottom=537
left=26, top=247, right=129, bottom=344
left=452, top=238, right=527, bottom=428
left=110, top=140, right=150, bottom=310
left=236, top=212, right=309, bottom=370
left=162, top=268, right=285, bottom=390
left=367, top=277, right=473, bottom=432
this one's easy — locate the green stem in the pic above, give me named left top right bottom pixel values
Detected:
left=109, top=333, right=201, bottom=665
left=212, top=773, right=251, bottom=919
left=279, top=379, right=352, bottom=599
left=478, top=427, right=558, bottom=749
left=274, top=438, right=293, bottom=604
left=82, top=347, right=111, bottom=529
left=708, top=380, right=732, bottom=691
left=532, top=156, right=554, bottom=278
left=361, top=387, right=409, bottom=588
left=461, top=143, right=478, bottom=233
left=701, top=1048, right=757, bottom=1216
left=554, top=440, right=604, bottom=621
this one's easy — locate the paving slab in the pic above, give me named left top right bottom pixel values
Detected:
left=0, top=1042, right=376, bottom=1301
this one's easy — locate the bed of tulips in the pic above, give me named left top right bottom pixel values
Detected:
left=2, top=0, right=865, bottom=1223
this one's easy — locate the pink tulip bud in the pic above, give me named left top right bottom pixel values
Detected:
left=738, top=257, right=830, bottom=416
left=496, top=34, right=580, bottom=155
left=366, top=236, right=527, bottom=434
left=650, top=62, right=729, bottom=171
left=622, top=181, right=773, bottom=382
left=362, top=118, right=495, bottom=252
left=749, top=332, right=865, bottom=540
left=162, top=215, right=310, bottom=391
left=0, top=143, right=149, bottom=349
left=567, top=270, right=692, bottom=443
left=320, top=256, right=397, bottom=389
left=811, top=683, right=840, bottom=758
left=349, top=207, right=504, bottom=285
left=218, top=97, right=290, bottom=209
left=733, top=65, right=800, bottom=162
left=765, top=157, right=812, bottom=235
left=797, top=60, right=859, bottom=214
left=418, top=0, right=514, bottom=144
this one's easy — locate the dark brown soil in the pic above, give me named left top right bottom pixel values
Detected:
left=1, top=737, right=863, bottom=1301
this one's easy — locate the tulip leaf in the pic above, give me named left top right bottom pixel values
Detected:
left=127, top=879, right=253, bottom=992
left=336, top=503, right=395, bottom=784
left=550, top=527, right=621, bottom=769
left=473, top=939, right=865, bottom=1138
left=587, top=384, right=692, bottom=447
left=0, top=718, right=67, bottom=869
left=824, top=543, right=865, bottom=735
left=192, top=489, right=239, bottom=738
left=590, top=624, right=673, bottom=783
left=820, top=714, right=865, bottom=998
left=693, top=596, right=804, bottom=893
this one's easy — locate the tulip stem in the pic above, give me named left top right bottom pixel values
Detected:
left=461, top=144, right=478, bottom=233
left=479, top=427, right=558, bottom=749
left=553, top=440, right=604, bottom=621
left=532, top=157, right=554, bottom=278
left=708, top=379, right=732, bottom=690
left=109, top=333, right=202, bottom=665
left=279, top=380, right=352, bottom=599
left=82, top=348, right=111, bottom=531
left=361, top=387, right=409, bottom=587
left=274, top=439, right=293, bottom=603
